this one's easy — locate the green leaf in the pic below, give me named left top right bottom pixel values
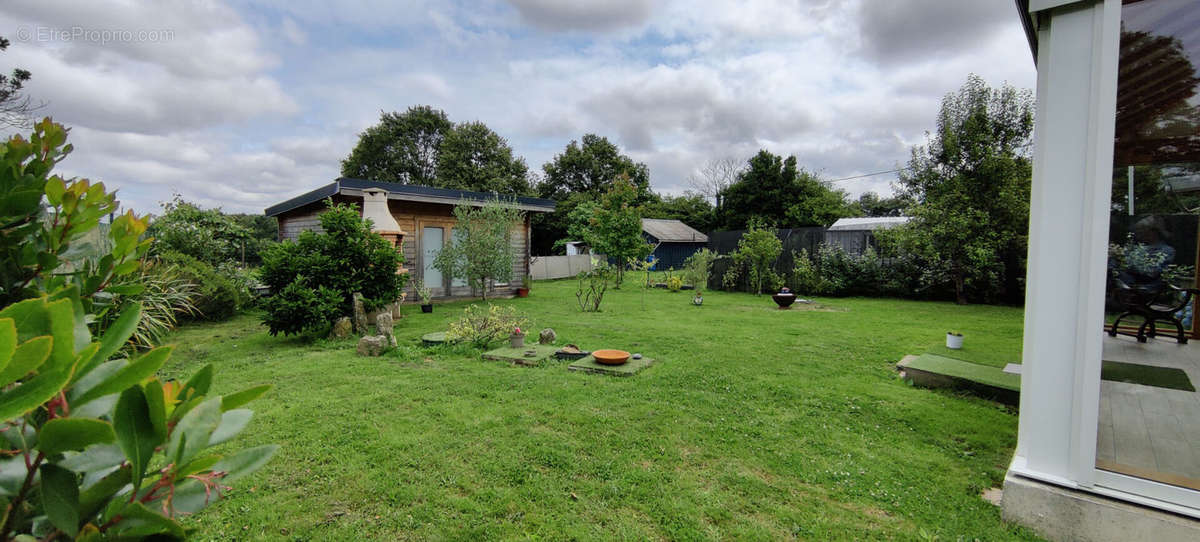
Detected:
left=48, top=285, right=90, bottom=352
left=75, top=304, right=140, bottom=383
left=0, top=335, right=52, bottom=388
left=71, top=346, right=171, bottom=408
left=79, top=464, right=130, bottom=521
left=0, top=366, right=72, bottom=422
left=0, top=318, right=16, bottom=376
left=143, top=380, right=167, bottom=442
left=43, top=297, right=77, bottom=373
left=211, top=444, right=278, bottom=482
left=180, top=364, right=213, bottom=400
left=112, top=501, right=185, bottom=538
left=175, top=454, right=221, bottom=479
left=113, top=387, right=158, bottom=490
left=38, top=418, right=115, bottom=455
left=166, top=397, right=221, bottom=468
left=57, top=443, right=124, bottom=474
left=0, top=297, right=49, bottom=343
left=220, top=384, right=270, bottom=411
left=208, top=409, right=253, bottom=446
left=40, top=463, right=81, bottom=537
left=44, top=177, right=65, bottom=205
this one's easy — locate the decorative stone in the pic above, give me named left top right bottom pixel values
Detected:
left=356, top=335, right=387, bottom=356
left=352, top=292, right=368, bottom=334
left=329, top=317, right=353, bottom=339
left=538, top=328, right=556, bottom=344
left=376, top=313, right=397, bottom=347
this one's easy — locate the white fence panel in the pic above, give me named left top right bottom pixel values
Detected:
left=529, top=254, right=602, bottom=280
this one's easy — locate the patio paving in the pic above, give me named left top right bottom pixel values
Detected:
left=1098, top=334, right=1200, bottom=491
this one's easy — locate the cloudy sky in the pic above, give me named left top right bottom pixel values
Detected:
left=0, top=0, right=1036, bottom=215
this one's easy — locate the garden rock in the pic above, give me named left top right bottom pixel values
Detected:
left=353, top=292, right=368, bottom=334
left=376, top=312, right=397, bottom=347
left=329, top=317, right=353, bottom=339
left=539, top=328, right=556, bottom=344
left=357, top=335, right=387, bottom=356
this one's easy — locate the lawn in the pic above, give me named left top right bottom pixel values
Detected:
left=161, top=278, right=1038, bottom=541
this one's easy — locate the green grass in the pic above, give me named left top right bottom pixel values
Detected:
left=903, top=354, right=1022, bottom=392
left=161, top=279, right=1039, bottom=541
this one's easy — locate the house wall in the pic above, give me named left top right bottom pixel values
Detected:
left=647, top=236, right=705, bottom=270
left=275, top=196, right=532, bottom=299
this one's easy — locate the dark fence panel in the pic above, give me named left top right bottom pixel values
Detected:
left=707, top=227, right=826, bottom=292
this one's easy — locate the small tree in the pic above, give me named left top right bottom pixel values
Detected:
left=573, top=175, right=653, bottom=287
left=682, top=248, right=717, bottom=292
left=433, top=199, right=524, bottom=300
left=259, top=201, right=407, bottom=335
left=722, top=219, right=782, bottom=294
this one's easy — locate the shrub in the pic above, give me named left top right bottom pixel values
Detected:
left=146, top=195, right=260, bottom=267
left=576, top=261, right=614, bottom=312
left=259, top=201, right=407, bottom=336
left=260, top=278, right=343, bottom=336
left=682, top=248, right=717, bottom=292
left=446, top=303, right=530, bottom=347
left=0, top=120, right=275, bottom=540
left=97, top=259, right=198, bottom=350
left=161, top=252, right=250, bottom=322
left=666, top=274, right=683, bottom=292
left=722, top=219, right=782, bottom=294
left=789, top=249, right=821, bottom=295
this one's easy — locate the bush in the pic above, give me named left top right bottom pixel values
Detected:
left=97, top=259, right=198, bottom=350
left=259, top=201, right=407, bottom=336
left=446, top=303, right=530, bottom=347
left=576, top=261, right=614, bottom=312
left=682, top=248, right=717, bottom=291
left=161, top=252, right=250, bottom=321
left=260, top=278, right=343, bottom=337
left=789, top=249, right=821, bottom=295
left=722, top=220, right=783, bottom=294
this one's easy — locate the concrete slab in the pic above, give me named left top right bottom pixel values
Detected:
left=481, top=344, right=558, bottom=366
left=568, top=355, right=655, bottom=376
left=1002, top=472, right=1200, bottom=541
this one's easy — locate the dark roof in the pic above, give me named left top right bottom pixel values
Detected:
left=264, top=177, right=556, bottom=217
left=642, top=218, right=708, bottom=243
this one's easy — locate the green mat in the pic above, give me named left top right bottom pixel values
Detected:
left=1101, top=360, right=1195, bottom=392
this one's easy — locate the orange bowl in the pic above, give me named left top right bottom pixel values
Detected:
left=592, top=349, right=631, bottom=365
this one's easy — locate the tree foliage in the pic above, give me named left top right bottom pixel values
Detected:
left=722, top=219, right=783, bottom=294
left=146, top=196, right=253, bottom=267
left=432, top=200, right=524, bottom=300
left=341, top=105, right=453, bottom=185
left=0, top=120, right=273, bottom=540
left=436, top=121, right=531, bottom=194
left=259, top=202, right=407, bottom=335
left=718, top=150, right=854, bottom=230
left=568, top=176, right=652, bottom=287
left=853, top=192, right=913, bottom=217
left=640, top=192, right=716, bottom=234
left=0, top=36, right=40, bottom=128
left=883, top=74, right=1034, bottom=305
left=533, top=134, right=654, bottom=254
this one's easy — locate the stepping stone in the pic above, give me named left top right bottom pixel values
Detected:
left=482, top=344, right=558, bottom=366
left=568, top=355, right=655, bottom=377
left=421, top=331, right=448, bottom=346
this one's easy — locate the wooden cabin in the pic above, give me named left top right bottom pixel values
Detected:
left=264, top=178, right=555, bottom=298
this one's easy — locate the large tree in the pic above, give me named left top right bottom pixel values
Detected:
left=854, top=191, right=913, bottom=217
left=436, top=121, right=532, bottom=194
left=341, top=105, right=452, bottom=184
left=0, top=36, right=39, bottom=128
left=640, top=191, right=717, bottom=233
left=688, top=157, right=743, bottom=208
left=718, top=150, right=853, bottom=229
left=532, top=134, right=653, bottom=254
left=884, top=74, right=1034, bottom=305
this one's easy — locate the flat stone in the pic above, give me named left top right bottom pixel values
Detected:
left=421, top=331, right=448, bottom=346
left=481, top=345, right=558, bottom=366
left=568, top=355, right=655, bottom=377
left=1003, top=363, right=1022, bottom=375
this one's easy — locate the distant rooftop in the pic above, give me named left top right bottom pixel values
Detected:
left=642, top=218, right=708, bottom=243
left=827, top=216, right=912, bottom=231
left=264, top=178, right=556, bottom=217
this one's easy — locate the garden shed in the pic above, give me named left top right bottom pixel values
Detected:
left=824, top=216, right=911, bottom=255
left=264, top=178, right=555, bottom=299
left=642, top=218, right=708, bottom=269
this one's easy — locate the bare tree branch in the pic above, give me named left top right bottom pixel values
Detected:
left=687, top=157, right=743, bottom=207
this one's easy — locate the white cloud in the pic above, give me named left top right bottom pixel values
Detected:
left=0, top=0, right=1037, bottom=214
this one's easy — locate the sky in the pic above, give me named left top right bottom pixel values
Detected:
left=0, top=0, right=1037, bottom=215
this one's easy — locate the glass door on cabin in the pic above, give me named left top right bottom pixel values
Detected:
left=448, top=227, right=466, bottom=288
left=422, top=226, right=444, bottom=293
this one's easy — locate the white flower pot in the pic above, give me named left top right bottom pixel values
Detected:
left=946, top=333, right=964, bottom=350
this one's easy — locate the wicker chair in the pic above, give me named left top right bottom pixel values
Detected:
left=1108, top=281, right=1199, bottom=344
